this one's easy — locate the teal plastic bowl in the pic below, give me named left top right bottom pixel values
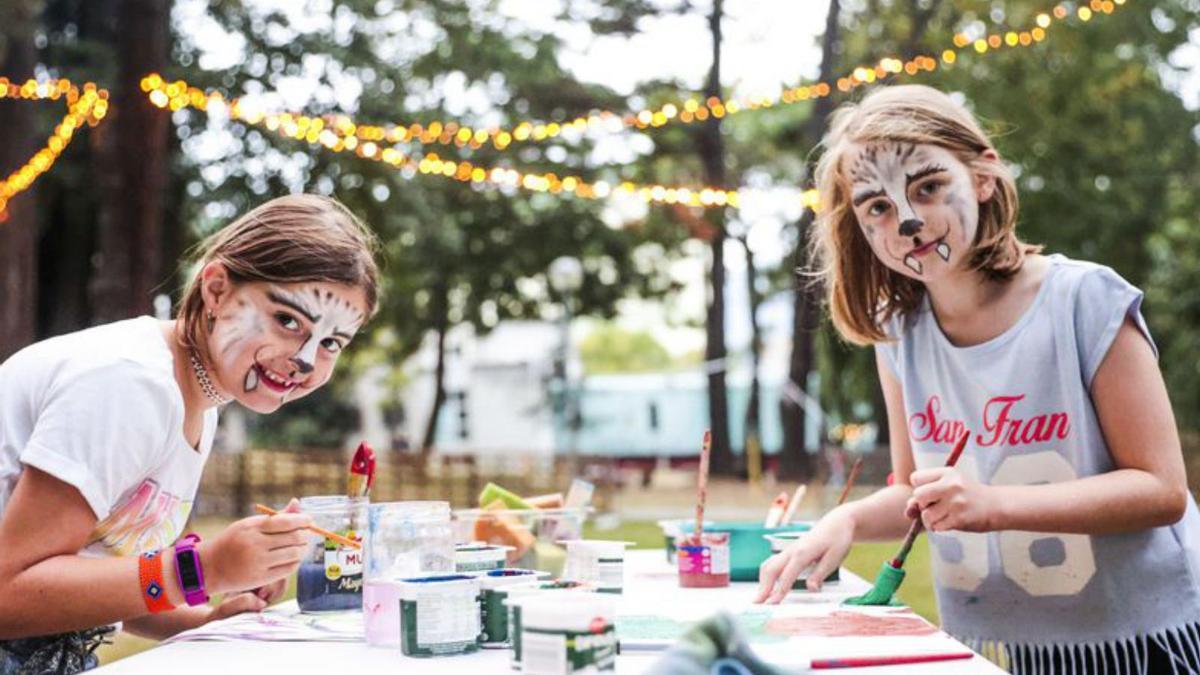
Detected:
left=706, top=521, right=811, bottom=581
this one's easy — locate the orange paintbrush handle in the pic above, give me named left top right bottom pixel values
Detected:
left=254, top=503, right=362, bottom=550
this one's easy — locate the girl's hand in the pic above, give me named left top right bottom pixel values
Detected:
left=906, top=468, right=999, bottom=532
left=754, top=508, right=856, bottom=604
left=200, top=498, right=310, bottom=595
left=252, top=577, right=289, bottom=606
left=205, top=592, right=268, bottom=623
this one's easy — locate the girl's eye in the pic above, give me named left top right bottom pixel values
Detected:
left=321, top=338, right=344, bottom=353
left=275, top=313, right=300, bottom=331
left=868, top=201, right=890, bottom=217
left=917, top=181, right=942, bottom=197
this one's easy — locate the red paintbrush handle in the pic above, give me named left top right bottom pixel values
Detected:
left=945, top=428, right=969, bottom=468
left=811, top=652, right=974, bottom=669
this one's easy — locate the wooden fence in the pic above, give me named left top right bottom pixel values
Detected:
left=195, top=449, right=621, bottom=517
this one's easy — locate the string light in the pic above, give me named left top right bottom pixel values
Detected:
left=141, top=74, right=744, bottom=208
left=0, top=78, right=109, bottom=220
left=170, top=0, right=1116, bottom=154
left=3, top=0, right=1113, bottom=219
left=140, top=0, right=1103, bottom=212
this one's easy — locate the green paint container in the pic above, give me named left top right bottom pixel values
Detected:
left=475, top=568, right=547, bottom=647
left=515, top=593, right=617, bottom=673
left=504, top=581, right=598, bottom=671
left=397, top=574, right=481, bottom=658
left=455, top=543, right=509, bottom=573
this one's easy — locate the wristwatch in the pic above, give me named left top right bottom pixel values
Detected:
left=173, top=533, right=209, bottom=606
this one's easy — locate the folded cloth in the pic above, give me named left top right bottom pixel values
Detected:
left=649, top=612, right=784, bottom=675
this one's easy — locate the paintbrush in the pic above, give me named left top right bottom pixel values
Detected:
left=845, top=429, right=969, bottom=606
left=692, top=429, right=712, bottom=544
left=255, top=503, right=362, bottom=550
left=347, top=441, right=376, bottom=498
left=778, top=484, right=807, bottom=526
left=835, top=457, right=865, bottom=508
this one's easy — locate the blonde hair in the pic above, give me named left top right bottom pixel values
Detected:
left=809, top=84, right=1040, bottom=345
left=177, top=194, right=381, bottom=355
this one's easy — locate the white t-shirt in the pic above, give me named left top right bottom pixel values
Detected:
left=0, top=316, right=218, bottom=557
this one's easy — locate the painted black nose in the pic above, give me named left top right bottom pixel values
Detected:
left=290, top=358, right=314, bottom=375
left=899, top=218, right=924, bottom=237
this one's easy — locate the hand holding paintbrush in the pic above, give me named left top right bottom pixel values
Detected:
left=845, top=428, right=970, bottom=606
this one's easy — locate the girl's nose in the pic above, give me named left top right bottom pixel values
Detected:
left=899, top=218, right=924, bottom=237
left=289, top=357, right=314, bottom=375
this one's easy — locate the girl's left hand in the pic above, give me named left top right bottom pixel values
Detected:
left=252, top=577, right=288, bottom=605
left=206, top=592, right=268, bottom=623
left=905, top=468, right=999, bottom=533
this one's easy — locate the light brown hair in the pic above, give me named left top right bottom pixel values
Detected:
left=809, top=84, right=1040, bottom=345
left=177, top=194, right=381, bottom=354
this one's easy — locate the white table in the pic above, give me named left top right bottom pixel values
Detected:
left=96, top=550, right=1005, bottom=674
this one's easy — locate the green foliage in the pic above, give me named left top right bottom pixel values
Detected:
left=579, top=323, right=675, bottom=374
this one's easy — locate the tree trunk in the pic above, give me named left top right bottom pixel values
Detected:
left=0, top=0, right=41, bottom=361
left=780, top=0, right=841, bottom=481
left=740, top=236, right=762, bottom=453
left=420, top=282, right=450, bottom=457
left=89, top=0, right=170, bottom=324
left=699, top=0, right=735, bottom=475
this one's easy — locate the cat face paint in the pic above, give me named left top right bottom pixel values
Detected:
left=847, top=142, right=979, bottom=280
left=206, top=281, right=367, bottom=414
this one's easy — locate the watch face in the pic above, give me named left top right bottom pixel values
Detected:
left=178, top=550, right=200, bottom=589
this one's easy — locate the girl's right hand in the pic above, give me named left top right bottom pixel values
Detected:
left=754, top=507, right=857, bottom=604
left=199, top=499, right=311, bottom=594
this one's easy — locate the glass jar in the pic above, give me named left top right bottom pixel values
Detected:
left=363, top=501, right=454, bottom=646
left=295, top=495, right=368, bottom=613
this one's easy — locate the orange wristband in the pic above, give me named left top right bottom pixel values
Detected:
left=138, top=550, right=176, bottom=614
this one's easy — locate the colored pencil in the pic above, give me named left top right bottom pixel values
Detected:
left=693, top=429, right=712, bottom=542
left=254, top=503, right=362, bottom=550
left=810, top=651, right=974, bottom=669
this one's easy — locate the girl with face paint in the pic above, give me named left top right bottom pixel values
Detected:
left=0, top=194, right=379, bottom=671
left=755, top=86, right=1200, bottom=674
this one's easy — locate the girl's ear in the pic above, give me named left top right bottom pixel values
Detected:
left=199, top=262, right=233, bottom=316
left=974, top=149, right=1000, bottom=203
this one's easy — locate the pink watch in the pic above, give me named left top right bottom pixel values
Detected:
left=173, top=533, right=209, bottom=606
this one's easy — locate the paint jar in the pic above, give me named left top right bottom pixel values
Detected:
left=397, top=574, right=482, bottom=658
left=476, top=569, right=549, bottom=647
left=455, top=542, right=510, bottom=573
left=676, top=532, right=731, bottom=588
left=764, top=531, right=839, bottom=585
left=505, top=582, right=599, bottom=671
left=516, top=594, right=617, bottom=674
left=658, top=519, right=714, bottom=563
left=363, top=501, right=454, bottom=646
left=296, top=495, right=368, bottom=613
left=561, top=540, right=633, bottom=594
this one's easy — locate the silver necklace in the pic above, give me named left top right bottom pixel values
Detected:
left=189, top=350, right=230, bottom=405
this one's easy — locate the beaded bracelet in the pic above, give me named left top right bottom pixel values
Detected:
left=138, top=549, right=176, bottom=614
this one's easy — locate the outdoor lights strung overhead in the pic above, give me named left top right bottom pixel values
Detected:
left=0, top=0, right=1120, bottom=222
left=0, top=78, right=108, bottom=220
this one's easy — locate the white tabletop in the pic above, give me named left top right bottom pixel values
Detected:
left=96, top=550, right=1005, bottom=674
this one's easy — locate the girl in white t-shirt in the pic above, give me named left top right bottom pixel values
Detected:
left=754, top=86, right=1200, bottom=674
left=0, top=194, right=380, bottom=671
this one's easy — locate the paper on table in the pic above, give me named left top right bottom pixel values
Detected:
left=166, top=602, right=363, bottom=643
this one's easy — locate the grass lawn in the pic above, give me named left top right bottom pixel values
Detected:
left=97, top=517, right=937, bottom=665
